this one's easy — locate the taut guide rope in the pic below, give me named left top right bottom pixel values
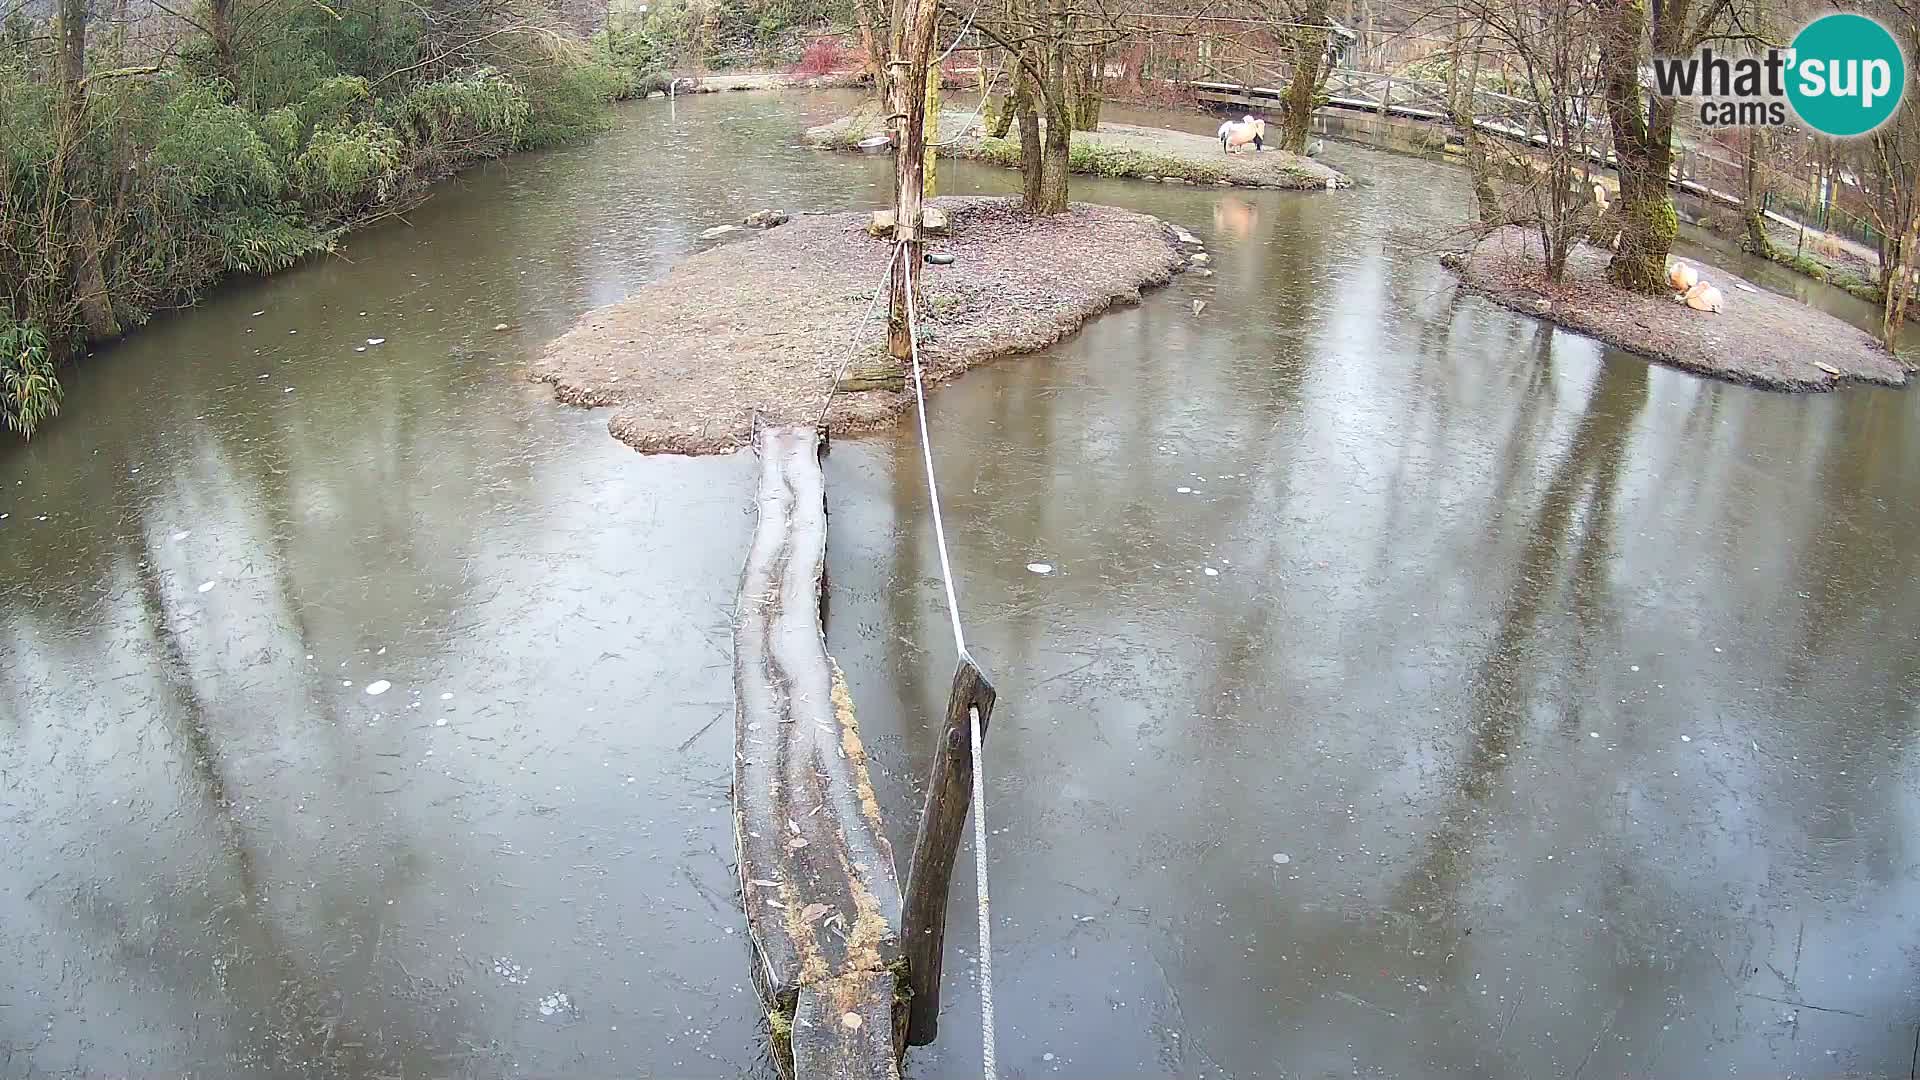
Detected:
left=899, top=243, right=999, bottom=1080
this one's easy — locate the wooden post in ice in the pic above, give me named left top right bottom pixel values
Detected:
left=900, top=654, right=996, bottom=1045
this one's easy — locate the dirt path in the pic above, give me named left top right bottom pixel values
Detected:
left=533, top=197, right=1190, bottom=455
left=1445, top=226, right=1909, bottom=391
left=806, top=109, right=1349, bottom=190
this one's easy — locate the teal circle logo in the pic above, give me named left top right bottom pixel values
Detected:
left=1786, top=13, right=1907, bottom=137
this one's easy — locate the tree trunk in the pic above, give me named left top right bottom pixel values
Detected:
left=1038, top=114, right=1068, bottom=213
left=1071, top=43, right=1104, bottom=130
left=1885, top=208, right=1918, bottom=347
left=1279, top=0, right=1330, bottom=154
left=59, top=0, right=83, bottom=90
left=1451, top=31, right=1501, bottom=225
left=924, top=59, right=939, bottom=197
left=1034, top=5, right=1070, bottom=215
left=856, top=0, right=889, bottom=106
left=1015, top=67, right=1043, bottom=210
left=885, top=0, right=941, bottom=362
left=1598, top=0, right=1676, bottom=295
left=47, top=0, right=120, bottom=345
left=109, top=0, right=129, bottom=59
left=987, top=87, right=1012, bottom=137
left=209, top=0, right=237, bottom=82
left=1742, top=128, right=1775, bottom=259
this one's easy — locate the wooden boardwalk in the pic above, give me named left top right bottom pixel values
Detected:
left=1191, top=62, right=1756, bottom=215
left=733, top=425, right=904, bottom=1080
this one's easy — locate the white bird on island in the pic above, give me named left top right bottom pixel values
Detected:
left=1218, top=116, right=1265, bottom=154
left=1683, top=279, right=1725, bottom=312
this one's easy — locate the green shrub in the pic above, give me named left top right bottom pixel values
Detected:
left=204, top=207, right=333, bottom=274
left=0, top=67, right=55, bottom=182
left=293, top=119, right=407, bottom=207
left=396, top=68, right=530, bottom=162
left=968, top=136, right=1228, bottom=184
left=0, top=321, right=59, bottom=440
left=517, top=60, right=622, bottom=149
left=228, top=24, right=336, bottom=110
left=152, top=78, right=285, bottom=204
left=1776, top=251, right=1829, bottom=281
left=638, top=0, right=695, bottom=51
left=297, top=75, right=375, bottom=133
left=260, top=105, right=303, bottom=165
left=0, top=0, right=680, bottom=441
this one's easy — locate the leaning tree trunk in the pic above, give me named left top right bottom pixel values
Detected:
left=988, top=87, right=1013, bottom=137
left=1278, top=0, right=1330, bottom=154
left=1742, top=128, right=1776, bottom=259
left=1598, top=0, right=1676, bottom=295
left=1885, top=208, right=1918, bottom=347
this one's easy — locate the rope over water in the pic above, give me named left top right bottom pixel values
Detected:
left=899, top=243, right=999, bottom=1080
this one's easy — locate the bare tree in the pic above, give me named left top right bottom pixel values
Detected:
left=1594, top=0, right=1763, bottom=293
left=1859, top=0, right=1917, bottom=345
left=1741, top=128, right=1777, bottom=258
left=1444, top=0, right=1608, bottom=281
left=1277, top=0, right=1330, bottom=153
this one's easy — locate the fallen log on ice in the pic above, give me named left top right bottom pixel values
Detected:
left=733, top=424, right=905, bottom=1080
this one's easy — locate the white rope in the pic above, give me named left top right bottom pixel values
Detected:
left=930, top=64, right=1004, bottom=148
left=933, top=0, right=984, bottom=69
left=967, top=701, right=996, bottom=1080
left=816, top=244, right=906, bottom=427
left=899, top=246, right=997, bottom=1080
left=899, top=251, right=967, bottom=657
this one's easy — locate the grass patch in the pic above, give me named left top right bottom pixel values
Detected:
left=964, top=135, right=1227, bottom=183
left=1767, top=249, right=1892, bottom=304
left=1773, top=250, right=1830, bottom=281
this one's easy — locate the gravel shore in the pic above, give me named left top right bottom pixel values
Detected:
left=533, top=196, right=1190, bottom=454
left=1446, top=226, right=1909, bottom=391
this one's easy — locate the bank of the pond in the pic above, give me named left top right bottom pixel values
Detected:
left=1445, top=226, right=1909, bottom=391
left=805, top=109, right=1349, bottom=190
left=533, top=196, right=1187, bottom=454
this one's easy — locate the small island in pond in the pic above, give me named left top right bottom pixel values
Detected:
left=805, top=108, right=1350, bottom=191
left=533, top=197, right=1191, bottom=455
left=1445, top=226, right=1910, bottom=392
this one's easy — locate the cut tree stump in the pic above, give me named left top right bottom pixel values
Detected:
left=734, top=425, right=906, bottom=1080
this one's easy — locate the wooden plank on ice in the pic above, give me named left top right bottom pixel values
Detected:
left=733, top=424, right=904, bottom=1079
